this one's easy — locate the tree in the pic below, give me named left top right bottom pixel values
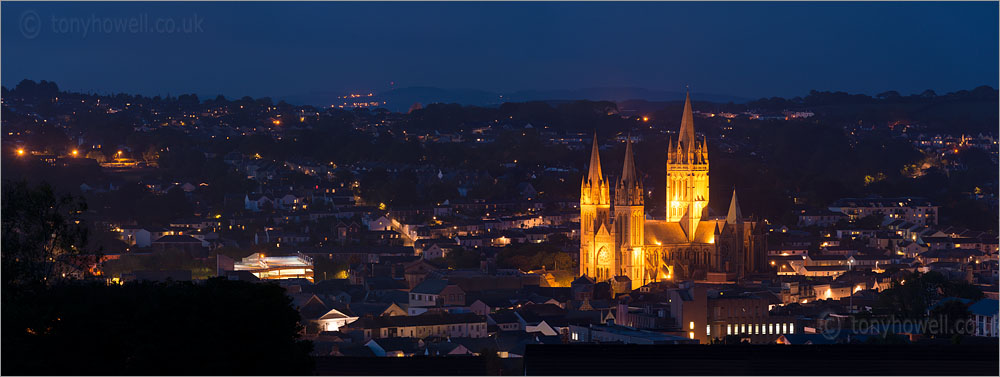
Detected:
left=2, top=278, right=314, bottom=375
left=855, top=214, right=885, bottom=229
left=313, top=257, right=349, bottom=281
left=497, top=242, right=576, bottom=272
left=100, top=250, right=215, bottom=280
left=86, top=150, right=108, bottom=163
left=1, top=181, right=89, bottom=289
left=928, top=299, right=973, bottom=338
left=444, top=248, right=481, bottom=269
left=877, top=271, right=983, bottom=319
left=479, top=347, right=502, bottom=375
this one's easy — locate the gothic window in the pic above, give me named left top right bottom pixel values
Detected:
left=597, top=247, right=610, bottom=266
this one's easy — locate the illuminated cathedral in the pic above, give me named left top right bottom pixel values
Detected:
left=579, top=93, right=766, bottom=289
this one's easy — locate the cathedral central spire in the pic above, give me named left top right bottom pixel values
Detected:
left=678, top=92, right=696, bottom=155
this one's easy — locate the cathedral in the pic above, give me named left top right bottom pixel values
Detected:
left=579, top=93, right=766, bottom=289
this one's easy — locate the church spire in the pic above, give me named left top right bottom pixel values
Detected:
left=616, top=134, right=643, bottom=207
left=587, top=131, right=603, bottom=184
left=678, top=92, right=696, bottom=155
left=726, top=187, right=743, bottom=225
left=619, top=135, right=637, bottom=187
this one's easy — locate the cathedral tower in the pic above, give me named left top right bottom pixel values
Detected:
left=666, top=93, right=710, bottom=241
left=614, top=137, right=645, bottom=285
left=581, top=133, right=611, bottom=278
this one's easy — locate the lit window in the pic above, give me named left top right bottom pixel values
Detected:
left=727, top=324, right=732, bottom=335
left=754, top=324, right=759, bottom=334
left=769, top=324, right=774, bottom=334
left=689, top=332, right=695, bottom=339
left=706, top=325, right=711, bottom=336
left=782, top=323, right=787, bottom=333
left=789, top=323, right=795, bottom=334
left=689, top=321, right=695, bottom=330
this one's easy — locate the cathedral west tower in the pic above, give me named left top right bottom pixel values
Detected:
left=580, top=133, right=612, bottom=279
left=614, top=137, right=644, bottom=280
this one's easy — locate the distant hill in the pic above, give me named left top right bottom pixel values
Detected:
left=379, top=87, right=503, bottom=111
left=279, top=86, right=749, bottom=112
left=504, top=87, right=749, bottom=104
left=276, top=90, right=346, bottom=109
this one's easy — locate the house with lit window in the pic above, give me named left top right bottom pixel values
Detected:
left=488, top=310, right=523, bottom=332
left=969, top=298, right=999, bottom=337
left=918, top=248, right=985, bottom=264
left=343, top=312, right=488, bottom=342
left=367, top=215, right=394, bottom=231
left=293, top=293, right=359, bottom=334
left=119, top=226, right=153, bottom=248
left=408, top=279, right=466, bottom=315
left=797, top=209, right=847, bottom=227
left=244, top=194, right=273, bottom=212
left=828, top=197, right=938, bottom=226
left=422, top=244, right=452, bottom=260
left=365, top=338, right=423, bottom=357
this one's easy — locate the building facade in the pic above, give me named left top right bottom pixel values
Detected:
left=579, top=94, right=766, bottom=288
left=828, top=197, right=939, bottom=226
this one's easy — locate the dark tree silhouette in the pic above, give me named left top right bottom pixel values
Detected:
left=2, top=278, right=314, bottom=375
left=1, top=180, right=89, bottom=289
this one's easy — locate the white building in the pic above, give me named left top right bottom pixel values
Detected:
left=234, top=252, right=314, bottom=282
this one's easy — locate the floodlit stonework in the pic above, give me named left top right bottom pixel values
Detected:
left=580, top=94, right=767, bottom=288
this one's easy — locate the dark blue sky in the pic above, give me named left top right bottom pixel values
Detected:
left=2, top=2, right=997, bottom=100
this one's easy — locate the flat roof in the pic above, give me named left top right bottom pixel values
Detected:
left=234, top=252, right=312, bottom=269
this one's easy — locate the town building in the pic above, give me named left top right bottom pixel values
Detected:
left=828, top=197, right=939, bottom=226
left=343, top=312, right=488, bottom=342
left=233, top=252, right=315, bottom=282
left=568, top=323, right=698, bottom=344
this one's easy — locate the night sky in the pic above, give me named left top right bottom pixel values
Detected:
left=2, top=1, right=997, bottom=100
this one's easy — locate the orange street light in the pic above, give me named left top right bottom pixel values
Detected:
left=16, top=148, right=25, bottom=156
left=71, top=149, right=79, bottom=157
